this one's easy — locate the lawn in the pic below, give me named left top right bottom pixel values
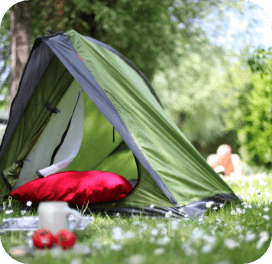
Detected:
left=0, top=173, right=271, bottom=264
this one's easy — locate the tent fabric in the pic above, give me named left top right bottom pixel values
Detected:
left=12, top=80, right=84, bottom=191
left=37, top=86, right=83, bottom=177
left=0, top=30, right=240, bottom=217
left=0, top=42, right=55, bottom=160
left=42, top=31, right=178, bottom=206
left=66, top=30, right=236, bottom=206
left=0, top=54, right=74, bottom=198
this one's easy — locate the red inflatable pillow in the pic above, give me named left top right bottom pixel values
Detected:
left=10, top=171, right=133, bottom=206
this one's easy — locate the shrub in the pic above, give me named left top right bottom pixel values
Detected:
left=238, top=73, right=272, bottom=169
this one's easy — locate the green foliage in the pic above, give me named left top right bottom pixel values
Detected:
left=248, top=47, right=272, bottom=75
left=0, top=0, right=264, bottom=142
left=151, top=1, right=259, bottom=157
left=1, top=0, right=243, bottom=88
left=238, top=73, right=272, bottom=170
left=30, top=0, right=231, bottom=81
left=0, top=10, right=11, bottom=109
left=237, top=47, right=272, bottom=170
left=153, top=45, right=252, bottom=150
left=220, top=55, right=253, bottom=132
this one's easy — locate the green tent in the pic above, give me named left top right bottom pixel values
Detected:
left=0, top=30, right=239, bottom=217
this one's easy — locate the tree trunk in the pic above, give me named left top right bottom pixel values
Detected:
left=9, top=1, right=32, bottom=110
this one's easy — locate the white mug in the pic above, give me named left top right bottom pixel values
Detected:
left=38, top=201, right=81, bottom=235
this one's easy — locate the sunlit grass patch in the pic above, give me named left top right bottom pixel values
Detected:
left=0, top=174, right=271, bottom=264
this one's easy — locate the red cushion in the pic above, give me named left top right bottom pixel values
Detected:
left=10, top=171, right=133, bottom=206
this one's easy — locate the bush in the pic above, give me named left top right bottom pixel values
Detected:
left=238, top=73, right=272, bottom=169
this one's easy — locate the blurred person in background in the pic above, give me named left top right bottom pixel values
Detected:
left=207, top=144, right=243, bottom=178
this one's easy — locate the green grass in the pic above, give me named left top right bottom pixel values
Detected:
left=0, top=174, right=271, bottom=264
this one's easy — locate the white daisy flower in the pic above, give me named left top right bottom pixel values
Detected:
left=170, top=220, right=179, bottom=230
left=161, top=228, right=167, bottom=235
left=203, top=234, right=216, bottom=245
left=125, top=254, right=145, bottom=264
left=224, top=238, right=240, bottom=249
left=201, top=243, right=214, bottom=253
left=112, top=227, right=122, bottom=241
left=20, top=210, right=27, bottom=216
left=231, top=210, right=236, bottom=215
left=26, top=201, right=32, bottom=207
left=70, top=258, right=82, bottom=264
left=256, top=231, right=270, bottom=249
left=198, top=218, right=203, bottom=223
left=191, top=228, right=205, bottom=240
left=156, top=236, right=170, bottom=246
left=263, top=207, right=269, bottom=212
left=165, top=211, right=172, bottom=218
left=50, top=246, right=64, bottom=257
left=205, top=201, right=214, bottom=208
left=150, top=229, right=159, bottom=236
left=110, top=243, right=122, bottom=251
left=141, top=223, right=148, bottom=230
left=182, top=243, right=197, bottom=256
left=245, top=231, right=256, bottom=242
left=150, top=204, right=155, bottom=209
left=263, top=215, right=270, bottom=221
left=153, top=247, right=165, bottom=255
left=235, top=225, right=244, bottom=232
left=260, top=231, right=269, bottom=240
left=124, top=232, right=136, bottom=239
left=157, top=223, right=166, bottom=229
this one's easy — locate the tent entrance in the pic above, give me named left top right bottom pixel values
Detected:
left=12, top=79, right=84, bottom=191
left=64, top=89, right=139, bottom=184
left=13, top=79, right=139, bottom=192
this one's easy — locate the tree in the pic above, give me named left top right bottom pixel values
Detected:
left=31, top=0, right=229, bottom=80
left=150, top=1, right=265, bottom=158
left=247, top=47, right=272, bottom=76
left=152, top=41, right=253, bottom=153
left=1, top=0, right=242, bottom=108
left=0, top=10, right=12, bottom=110
left=238, top=47, right=272, bottom=170
left=1, top=0, right=263, bottom=118
left=9, top=1, right=32, bottom=110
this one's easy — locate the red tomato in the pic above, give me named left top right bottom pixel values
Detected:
left=56, top=229, right=76, bottom=250
left=32, top=229, right=56, bottom=249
